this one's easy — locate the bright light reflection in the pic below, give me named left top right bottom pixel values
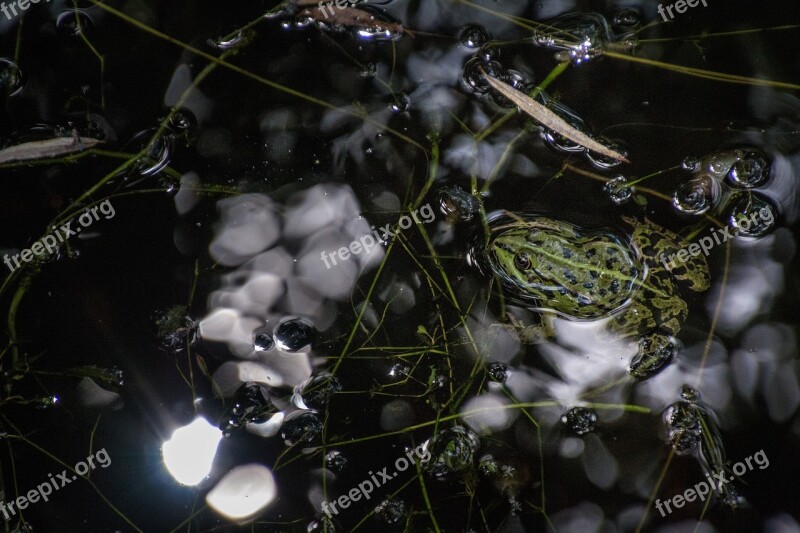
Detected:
left=206, top=464, right=276, bottom=521
left=162, top=417, right=222, bottom=486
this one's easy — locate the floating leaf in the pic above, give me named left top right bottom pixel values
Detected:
left=0, top=130, right=104, bottom=164
left=481, top=71, right=630, bottom=163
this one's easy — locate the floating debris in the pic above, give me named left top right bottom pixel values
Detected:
left=482, top=71, right=630, bottom=163
left=0, top=129, right=104, bottom=164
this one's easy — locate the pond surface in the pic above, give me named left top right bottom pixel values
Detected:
left=1, top=0, right=799, bottom=532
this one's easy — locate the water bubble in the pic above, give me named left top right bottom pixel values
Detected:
left=294, top=373, right=341, bottom=410
left=461, top=57, right=503, bottom=95
left=281, top=412, right=323, bottom=446
left=424, top=425, right=480, bottom=479
left=490, top=69, right=529, bottom=108
left=477, top=43, right=502, bottom=61
left=274, top=317, right=317, bottom=352
left=459, top=24, right=489, bottom=49
left=486, top=362, right=508, bottom=383
left=613, top=8, right=641, bottom=29
left=706, top=149, right=741, bottom=177
left=728, top=195, right=776, bottom=238
left=154, top=305, right=197, bottom=353
left=34, top=395, right=60, bottom=409
left=629, top=334, right=681, bottom=380
left=359, top=63, right=377, bottom=78
left=128, top=130, right=175, bottom=177
left=726, top=148, right=771, bottom=188
left=324, top=450, right=347, bottom=472
left=540, top=100, right=588, bottom=153
left=253, top=328, right=274, bottom=352
left=438, top=185, right=480, bottom=221
left=560, top=407, right=598, bottom=435
left=222, top=382, right=272, bottom=435
left=603, top=176, right=634, bottom=205
left=585, top=136, right=628, bottom=169
left=680, top=384, right=699, bottom=402
left=531, top=13, right=610, bottom=63
left=208, top=29, right=246, bottom=50
left=672, top=175, right=720, bottom=215
left=0, top=59, right=23, bottom=96
left=56, top=10, right=94, bottom=36
left=388, top=363, right=410, bottom=380
left=375, top=499, right=407, bottom=524
left=389, top=92, right=410, bottom=113
left=661, top=394, right=702, bottom=455
left=682, top=156, right=700, bottom=172
left=169, top=108, right=198, bottom=132
left=307, top=517, right=336, bottom=532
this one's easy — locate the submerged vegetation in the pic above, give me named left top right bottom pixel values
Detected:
left=0, top=0, right=798, bottom=531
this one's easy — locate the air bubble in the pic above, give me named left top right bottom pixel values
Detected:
left=461, top=57, right=503, bottom=95
left=56, top=10, right=93, bottom=36
left=281, top=412, right=323, bottom=446
left=424, top=426, right=480, bottom=479
left=613, top=8, right=641, bottom=29
left=604, top=176, right=633, bottom=205
left=274, top=317, right=316, bottom=352
left=169, top=108, right=198, bottom=133
left=726, top=148, right=771, bottom=188
left=728, top=195, right=776, bottom=238
left=439, top=186, right=480, bottom=221
left=672, top=175, right=720, bottom=215
left=389, top=93, right=410, bottom=113
left=208, top=30, right=246, bottom=50
left=459, top=24, right=489, bottom=49
left=359, top=63, right=377, bottom=78
left=486, top=362, right=508, bottom=383
left=375, top=499, right=407, bottom=524
left=561, top=407, right=598, bottom=435
left=681, top=156, right=700, bottom=172
left=253, top=328, right=274, bottom=352
left=586, top=136, right=628, bottom=169
left=477, top=43, right=502, bottom=61
left=0, top=59, right=23, bottom=96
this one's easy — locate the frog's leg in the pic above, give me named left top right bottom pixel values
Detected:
left=491, top=314, right=555, bottom=344
left=628, top=218, right=710, bottom=293
left=609, top=270, right=686, bottom=337
left=628, top=331, right=681, bottom=380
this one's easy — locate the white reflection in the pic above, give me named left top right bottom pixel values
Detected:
left=206, top=464, right=276, bottom=521
left=162, top=417, right=222, bottom=486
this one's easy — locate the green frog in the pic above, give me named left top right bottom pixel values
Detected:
left=478, top=214, right=710, bottom=379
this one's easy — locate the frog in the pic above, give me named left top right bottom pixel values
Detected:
left=477, top=214, right=710, bottom=379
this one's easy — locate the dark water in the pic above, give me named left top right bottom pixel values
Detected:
left=1, top=0, right=799, bottom=531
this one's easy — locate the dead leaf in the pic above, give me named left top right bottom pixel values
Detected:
left=481, top=70, right=630, bottom=163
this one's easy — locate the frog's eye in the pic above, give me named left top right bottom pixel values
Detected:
left=514, top=252, right=531, bottom=270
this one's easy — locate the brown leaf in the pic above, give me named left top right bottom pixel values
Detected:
left=481, top=70, right=630, bottom=163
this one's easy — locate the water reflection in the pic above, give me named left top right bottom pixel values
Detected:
left=162, top=417, right=223, bottom=486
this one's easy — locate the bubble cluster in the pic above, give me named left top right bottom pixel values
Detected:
left=560, top=406, right=598, bottom=435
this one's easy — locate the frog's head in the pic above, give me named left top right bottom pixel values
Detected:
left=484, top=224, right=559, bottom=301
left=489, top=230, right=541, bottom=285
